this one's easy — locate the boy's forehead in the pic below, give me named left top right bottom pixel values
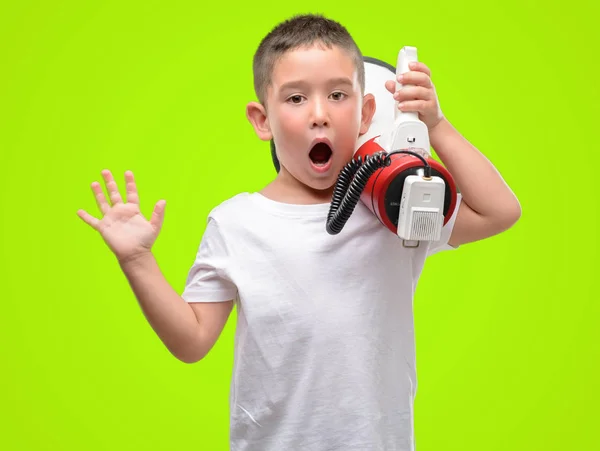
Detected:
left=270, top=45, right=358, bottom=88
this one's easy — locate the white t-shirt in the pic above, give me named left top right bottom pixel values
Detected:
left=182, top=192, right=461, bottom=451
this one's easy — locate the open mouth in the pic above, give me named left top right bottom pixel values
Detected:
left=309, top=142, right=333, bottom=167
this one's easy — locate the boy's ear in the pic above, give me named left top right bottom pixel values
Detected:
left=359, top=93, right=376, bottom=136
left=246, top=102, right=272, bottom=141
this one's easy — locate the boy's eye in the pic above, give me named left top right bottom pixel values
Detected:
left=330, top=92, right=346, bottom=100
left=288, top=95, right=303, bottom=104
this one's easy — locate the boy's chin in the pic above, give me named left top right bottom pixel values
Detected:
left=278, top=164, right=339, bottom=195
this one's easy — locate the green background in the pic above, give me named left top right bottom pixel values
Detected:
left=1, top=0, right=598, bottom=449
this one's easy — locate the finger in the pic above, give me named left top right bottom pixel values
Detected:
left=125, top=170, right=139, bottom=204
left=394, top=86, right=431, bottom=103
left=77, top=209, right=100, bottom=230
left=101, top=170, right=123, bottom=205
left=398, top=100, right=428, bottom=113
left=408, top=61, right=431, bottom=77
left=150, top=200, right=166, bottom=232
left=91, top=181, right=110, bottom=215
left=397, top=71, right=432, bottom=88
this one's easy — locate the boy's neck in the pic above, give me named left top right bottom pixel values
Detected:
left=260, top=172, right=334, bottom=205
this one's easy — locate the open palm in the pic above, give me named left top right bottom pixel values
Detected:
left=77, top=170, right=166, bottom=262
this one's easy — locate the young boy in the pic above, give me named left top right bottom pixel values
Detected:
left=78, top=14, right=521, bottom=451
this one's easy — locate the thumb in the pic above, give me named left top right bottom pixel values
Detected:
left=150, top=199, right=166, bottom=232
left=384, top=79, right=397, bottom=94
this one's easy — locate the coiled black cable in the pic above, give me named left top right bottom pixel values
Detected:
left=325, top=149, right=432, bottom=235
left=326, top=152, right=388, bottom=235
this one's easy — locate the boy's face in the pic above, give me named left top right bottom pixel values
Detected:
left=247, top=44, right=375, bottom=195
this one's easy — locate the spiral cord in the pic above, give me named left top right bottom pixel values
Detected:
left=326, top=152, right=389, bottom=235
left=327, top=157, right=362, bottom=224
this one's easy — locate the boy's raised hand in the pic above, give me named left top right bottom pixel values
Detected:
left=77, top=170, right=166, bottom=263
left=384, top=61, right=444, bottom=131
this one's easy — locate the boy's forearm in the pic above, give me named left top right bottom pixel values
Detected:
left=118, top=252, right=204, bottom=363
left=429, top=118, right=521, bottom=221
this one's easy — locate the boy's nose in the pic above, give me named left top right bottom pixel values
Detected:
left=310, top=99, right=329, bottom=128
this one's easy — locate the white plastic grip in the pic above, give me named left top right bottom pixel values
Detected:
left=396, top=46, right=418, bottom=88
left=395, top=46, right=419, bottom=122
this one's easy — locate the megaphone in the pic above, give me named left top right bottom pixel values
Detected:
left=325, top=47, right=458, bottom=244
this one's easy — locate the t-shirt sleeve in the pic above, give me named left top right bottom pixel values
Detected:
left=181, top=217, right=238, bottom=303
left=426, top=193, right=463, bottom=257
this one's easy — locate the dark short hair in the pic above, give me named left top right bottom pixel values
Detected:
left=252, top=13, right=365, bottom=105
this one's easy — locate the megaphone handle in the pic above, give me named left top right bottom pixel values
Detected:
left=395, top=46, right=419, bottom=123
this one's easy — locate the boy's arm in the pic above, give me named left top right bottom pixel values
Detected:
left=429, top=118, right=521, bottom=247
left=77, top=169, right=231, bottom=364
left=120, top=252, right=233, bottom=364
left=388, top=61, right=521, bottom=247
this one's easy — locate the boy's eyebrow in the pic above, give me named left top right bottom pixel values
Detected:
left=279, top=77, right=354, bottom=91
